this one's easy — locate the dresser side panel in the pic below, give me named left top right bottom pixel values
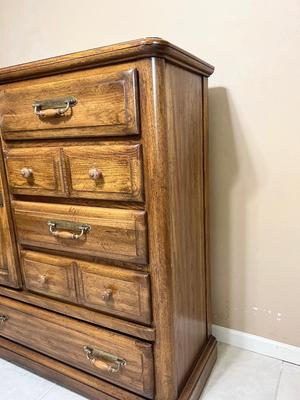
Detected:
left=165, top=63, right=208, bottom=391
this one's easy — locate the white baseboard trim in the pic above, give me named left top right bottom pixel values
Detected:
left=212, top=324, right=300, bottom=365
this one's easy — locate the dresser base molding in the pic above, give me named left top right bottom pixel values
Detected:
left=0, top=335, right=216, bottom=400
left=179, top=336, right=217, bottom=400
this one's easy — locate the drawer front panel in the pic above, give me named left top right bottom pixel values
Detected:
left=1, top=69, right=139, bottom=140
left=76, top=258, right=151, bottom=324
left=5, top=143, right=143, bottom=201
left=13, top=202, right=148, bottom=264
left=65, top=144, right=143, bottom=201
left=21, top=251, right=77, bottom=302
left=5, top=147, right=65, bottom=196
left=0, top=297, right=154, bottom=398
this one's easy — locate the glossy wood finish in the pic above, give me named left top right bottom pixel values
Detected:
left=76, top=258, right=151, bottom=324
left=6, top=143, right=144, bottom=201
left=0, top=296, right=154, bottom=398
left=0, top=148, right=20, bottom=288
left=64, top=143, right=144, bottom=201
left=0, top=38, right=215, bottom=400
left=21, top=250, right=151, bottom=323
left=0, top=38, right=214, bottom=84
left=0, top=284, right=155, bottom=341
left=1, top=69, right=139, bottom=140
left=21, top=250, right=77, bottom=302
left=13, top=201, right=148, bottom=264
left=0, top=336, right=146, bottom=400
left=5, top=146, right=65, bottom=197
left=165, top=63, right=207, bottom=390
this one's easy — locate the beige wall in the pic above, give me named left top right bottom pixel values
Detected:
left=1, top=0, right=300, bottom=347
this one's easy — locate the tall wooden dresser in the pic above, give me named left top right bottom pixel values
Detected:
left=0, top=38, right=216, bottom=400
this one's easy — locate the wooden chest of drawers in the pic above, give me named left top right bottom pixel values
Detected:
left=0, top=38, right=216, bottom=400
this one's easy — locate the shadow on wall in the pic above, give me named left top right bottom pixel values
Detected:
left=208, top=87, right=258, bottom=333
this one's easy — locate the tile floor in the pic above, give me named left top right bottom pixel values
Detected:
left=0, top=343, right=299, bottom=399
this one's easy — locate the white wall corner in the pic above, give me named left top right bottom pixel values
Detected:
left=212, top=324, right=300, bottom=366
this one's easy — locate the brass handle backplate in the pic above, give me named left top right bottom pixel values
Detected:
left=83, top=346, right=126, bottom=374
left=48, top=220, right=91, bottom=240
left=33, top=96, right=77, bottom=118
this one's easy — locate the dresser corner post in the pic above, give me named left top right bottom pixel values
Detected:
left=140, top=56, right=178, bottom=400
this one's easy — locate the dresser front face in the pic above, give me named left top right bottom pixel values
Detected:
left=0, top=46, right=214, bottom=400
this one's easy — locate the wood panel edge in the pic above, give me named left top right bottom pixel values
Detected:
left=178, top=335, right=217, bottom=400
left=0, top=38, right=214, bottom=84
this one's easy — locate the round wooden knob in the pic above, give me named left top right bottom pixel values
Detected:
left=20, top=167, right=33, bottom=179
left=38, top=274, right=48, bottom=285
left=101, top=289, right=113, bottom=302
left=89, top=168, right=102, bottom=180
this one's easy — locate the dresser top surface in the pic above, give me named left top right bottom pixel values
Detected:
left=0, top=37, right=214, bottom=83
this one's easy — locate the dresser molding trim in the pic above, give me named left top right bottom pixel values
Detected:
left=0, top=37, right=214, bottom=84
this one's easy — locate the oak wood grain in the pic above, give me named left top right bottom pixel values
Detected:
left=0, top=296, right=154, bottom=398
left=21, top=250, right=77, bottom=302
left=13, top=201, right=148, bottom=264
left=5, top=143, right=144, bottom=202
left=5, top=146, right=65, bottom=196
left=0, top=146, right=20, bottom=288
left=76, top=257, right=151, bottom=324
left=0, top=284, right=155, bottom=341
left=64, top=143, right=144, bottom=202
left=165, top=63, right=207, bottom=390
left=1, top=68, right=139, bottom=140
left=0, top=336, right=145, bottom=400
left=0, top=38, right=214, bottom=84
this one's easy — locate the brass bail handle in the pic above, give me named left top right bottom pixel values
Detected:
left=48, top=220, right=91, bottom=240
left=83, top=346, right=127, bottom=374
left=33, top=96, right=77, bottom=118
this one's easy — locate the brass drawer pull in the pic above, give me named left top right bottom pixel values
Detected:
left=20, top=167, right=33, bottom=179
left=33, top=96, right=77, bottom=118
left=0, top=315, right=8, bottom=325
left=83, top=346, right=127, bottom=374
left=48, top=220, right=91, bottom=240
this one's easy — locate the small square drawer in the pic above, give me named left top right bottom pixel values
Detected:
left=21, top=250, right=77, bottom=302
left=13, top=201, right=148, bottom=265
left=76, top=258, right=151, bottom=324
left=5, top=147, right=65, bottom=196
left=0, top=297, right=154, bottom=398
left=65, top=143, right=143, bottom=201
left=1, top=68, right=139, bottom=140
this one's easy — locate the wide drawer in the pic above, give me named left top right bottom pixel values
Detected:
left=0, top=297, right=154, bottom=398
left=1, top=68, right=139, bottom=140
left=13, top=202, right=148, bottom=264
left=5, top=143, right=144, bottom=201
left=21, top=250, right=152, bottom=324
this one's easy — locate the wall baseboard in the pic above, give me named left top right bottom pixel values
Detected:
left=212, top=324, right=300, bottom=366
